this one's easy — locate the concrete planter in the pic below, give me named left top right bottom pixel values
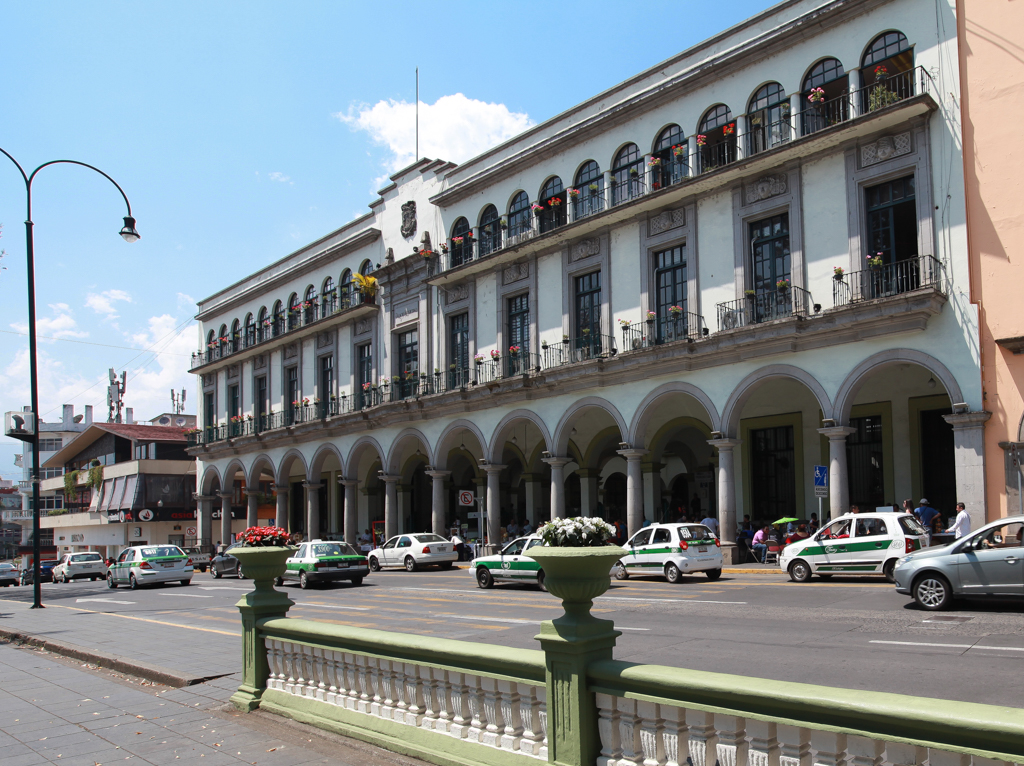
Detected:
left=230, top=546, right=294, bottom=590
left=526, top=545, right=625, bottom=619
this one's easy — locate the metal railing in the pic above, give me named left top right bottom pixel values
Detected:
left=649, top=157, right=688, bottom=191
left=697, top=140, right=737, bottom=173
left=621, top=312, right=707, bottom=351
left=833, top=254, right=943, bottom=307
left=746, top=116, right=793, bottom=155
left=803, top=67, right=923, bottom=138
left=447, top=237, right=476, bottom=269
left=537, top=203, right=566, bottom=234
left=611, top=174, right=646, bottom=206
left=542, top=333, right=616, bottom=367
left=717, top=286, right=813, bottom=331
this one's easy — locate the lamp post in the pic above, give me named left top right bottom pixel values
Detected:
left=0, top=147, right=139, bottom=609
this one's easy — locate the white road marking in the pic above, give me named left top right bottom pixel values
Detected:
left=198, top=587, right=251, bottom=591
left=446, top=615, right=648, bottom=630
left=298, top=604, right=371, bottom=611
left=597, top=596, right=748, bottom=605
left=158, top=593, right=213, bottom=598
left=870, top=640, right=1024, bottom=652
left=76, top=598, right=135, bottom=605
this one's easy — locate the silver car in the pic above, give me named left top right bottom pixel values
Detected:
left=894, top=516, right=1024, bottom=610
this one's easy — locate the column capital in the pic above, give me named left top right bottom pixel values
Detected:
left=425, top=470, right=451, bottom=480
left=301, top=481, right=324, bottom=490
left=542, top=456, right=572, bottom=468
left=243, top=488, right=262, bottom=497
left=481, top=463, right=507, bottom=475
left=273, top=484, right=290, bottom=493
left=817, top=426, right=857, bottom=439
left=338, top=478, right=359, bottom=488
left=379, top=474, right=401, bottom=484
left=707, top=437, right=741, bottom=450
left=616, top=448, right=649, bottom=461
left=193, top=493, right=217, bottom=502
left=217, top=491, right=234, bottom=500
left=942, top=410, right=992, bottom=429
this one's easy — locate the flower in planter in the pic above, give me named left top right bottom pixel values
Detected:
left=452, top=235, right=464, bottom=244
left=669, top=305, right=683, bottom=315
left=440, top=243, right=449, bottom=254
left=808, top=87, right=826, bottom=104
left=562, top=334, right=569, bottom=341
left=776, top=278, right=791, bottom=290
left=499, top=217, right=508, bottom=229
left=833, top=266, right=845, bottom=277
left=531, top=203, right=545, bottom=214
left=874, top=65, right=888, bottom=78
left=581, top=328, right=591, bottom=335
left=538, top=516, right=616, bottom=547
left=568, top=188, right=580, bottom=198
left=695, top=134, right=707, bottom=146
left=474, top=353, right=485, bottom=364
left=239, top=526, right=290, bottom=547
left=490, top=349, right=500, bottom=359
left=302, top=397, right=310, bottom=405
left=508, top=345, right=521, bottom=354
left=618, top=318, right=631, bottom=327
left=646, top=310, right=657, bottom=321
left=541, top=340, right=549, bottom=349
left=744, top=289, right=757, bottom=297
left=722, top=123, right=735, bottom=136
left=672, top=144, right=686, bottom=158
left=362, top=382, right=372, bottom=391
left=867, top=252, right=884, bottom=269
left=588, top=183, right=600, bottom=193
left=449, top=363, right=457, bottom=370
left=549, top=197, right=562, bottom=206
left=465, top=230, right=473, bottom=238
left=629, top=168, right=639, bottom=176
left=392, top=375, right=400, bottom=383
left=647, top=157, right=662, bottom=167
left=420, top=248, right=433, bottom=258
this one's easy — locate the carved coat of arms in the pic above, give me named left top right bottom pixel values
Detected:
left=401, top=201, right=417, bottom=238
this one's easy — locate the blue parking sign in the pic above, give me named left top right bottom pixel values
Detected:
left=813, top=465, right=828, bottom=487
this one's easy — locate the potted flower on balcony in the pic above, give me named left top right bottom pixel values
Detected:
left=588, top=183, right=600, bottom=193
left=452, top=235, right=463, bottom=245
left=362, top=382, right=372, bottom=392
left=562, top=333, right=569, bottom=342
left=508, top=345, right=521, bottom=355
left=669, top=305, right=684, bottom=316
left=833, top=266, right=845, bottom=280
left=647, top=156, right=661, bottom=167
left=351, top=272, right=378, bottom=300
left=672, top=144, right=686, bottom=159
left=723, top=123, right=735, bottom=136
left=541, top=340, right=549, bottom=349
left=867, top=252, right=884, bottom=270
left=549, top=197, right=562, bottom=206
left=474, top=353, right=485, bottom=365
left=568, top=188, right=580, bottom=199
left=490, top=349, right=501, bottom=361
left=744, top=289, right=757, bottom=300
left=629, top=167, right=639, bottom=177
left=531, top=203, right=545, bottom=217
left=618, top=318, right=631, bottom=327
left=695, top=134, right=707, bottom=147
left=808, top=86, right=826, bottom=104
left=776, top=278, right=791, bottom=293
left=499, top=217, right=508, bottom=229
left=874, top=64, right=888, bottom=82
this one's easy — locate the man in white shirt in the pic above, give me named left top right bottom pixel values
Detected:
left=700, top=514, right=719, bottom=536
left=946, top=502, right=971, bottom=539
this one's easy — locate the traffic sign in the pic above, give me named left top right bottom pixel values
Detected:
left=813, top=465, right=829, bottom=498
left=186, top=526, right=197, bottom=536
left=458, top=490, right=475, bottom=507
left=467, top=512, right=481, bottom=519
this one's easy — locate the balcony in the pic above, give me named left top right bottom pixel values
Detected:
left=191, top=289, right=378, bottom=371
left=621, top=312, right=708, bottom=352
left=542, top=334, right=617, bottom=367
left=717, top=286, right=814, bottom=331
left=832, top=254, right=942, bottom=307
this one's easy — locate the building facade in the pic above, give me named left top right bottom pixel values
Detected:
left=188, top=0, right=982, bottom=562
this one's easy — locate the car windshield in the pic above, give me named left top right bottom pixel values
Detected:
left=678, top=525, right=714, bottom=540
left=310, top=543, right=354, bottom=557
left=140, top=546, right=182, bottom=558
left=412, top=534, right=448, bottom=543
left=898, top=516, right=927, bottom=536
left=70, top=554, right=101, bottom=562
left=0, top=563, right=14, bottom=570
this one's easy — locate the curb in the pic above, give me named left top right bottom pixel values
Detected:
left=0, top=626, right=222, bottom=688
left=722, top=567, right=784, bottom=574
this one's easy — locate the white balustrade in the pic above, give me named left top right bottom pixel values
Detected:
left=596, top=697, right=1020, bottom=766
left=264, top=641, right=546, bottom=759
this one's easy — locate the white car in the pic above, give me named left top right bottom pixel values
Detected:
left=53, top=552, right=106, bottom=583
left=471, top=536, right=546, bottom=589
left=107, top=545, right=194, bottom=589
left=780, top=512, right=928, bottom=583
left=367, top=533, right=458, bottom=572
left=615, top=523, right=723, bottom=582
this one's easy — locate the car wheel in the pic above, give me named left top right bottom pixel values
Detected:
left=274, top=576, right=284, bottom=586
left=236, top=564, right=245, bottom=580
left=129, top=574, right=139, bottom=590
left=299, top=570, right=310, bottom=589
left=350, top=577, right=363, bottom=586
left=665, top=563, right=682, bottom=584
left=212, top=566, right=222, bottom=579
left=180, top=580, right=190, bottom=586
left=368, top=557, right=380, bottom=572
left=537, top=570, right=547, bottom=592
left=476, top=567, right=494, bottom=589
left=883, top=560, right=896, bottom=584
left=914, top=574, right=951, bottom=611
left=614, top=562, right=629, bottom=580
left=404, top=556, right=417, bottom=573
left=789, top=560, right=812, bottom=583
left=705, top=568, right=722, bottom=581
left=107, top=573, right=117, bottom=589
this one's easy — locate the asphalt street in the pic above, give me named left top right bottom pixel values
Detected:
left=1, top=567, right=1021, bottom=706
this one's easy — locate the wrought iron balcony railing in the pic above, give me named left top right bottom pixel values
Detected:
left=717, top=286, right=813, bottom=331
left=621, top=312, right=708, bottom=351
left=832, top=254, right=943, bottom=307
left=542, top=334, right=617, bottom=367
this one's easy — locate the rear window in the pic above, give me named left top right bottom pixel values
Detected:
left=0, top=563, right=15, bottom=571
left=310, top=543, right=353, bottom=557
left=140, top=546, right=183, bottom=558
left=678, top=525, right=714, bottom=540
left=42, top=560, right=60, bottom=566
left=70, top=554, right=102, bottom=562
left=898, top=516, right=927, bottom=536
left=412, top=534, right=448, bottom=543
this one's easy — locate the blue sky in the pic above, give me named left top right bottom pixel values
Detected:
left=0, top=0, right=775, bottom=477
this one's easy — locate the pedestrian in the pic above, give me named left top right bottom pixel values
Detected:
left=521, top=518, right=533, bottom=535
left=700, top=512, right=719, bottom=537
left=450, top=531, right=465, bottom=561
left=751, top=525, right=770, bottom=563
left=945, top=502, right=971, bottom=539
left=914, top=498, right=939, bottom=544
left=808, top=514, right=819, bottom=534
left=215, top=540, right=224, bottom=555
left=507, top=519, right=519, bottom=538
left=849, top=504, right=860, bottom=515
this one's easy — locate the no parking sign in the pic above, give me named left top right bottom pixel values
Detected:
left=186, top=526, right=197, bottom=537
left=458, top=490, right=475, bottom=507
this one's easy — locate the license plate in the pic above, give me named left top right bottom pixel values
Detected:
left=437, top=546, right=447, bottom=552
left=698, top=546, right=707, bottom=552
left=161, top=562, right=176, bottom=568
left=335, top=563, right=348, bottom=569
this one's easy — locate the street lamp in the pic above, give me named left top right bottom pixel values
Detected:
left=0, top=147, right=139, bottom=609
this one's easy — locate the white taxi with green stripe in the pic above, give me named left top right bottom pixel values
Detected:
left=278, top=541, right=370, bottom=589
left=780, top=512, right=928, bottom=583
left=107, top=545, right=193, bottom=589
left=472, top=536, right=547, bottom=590
left=615, top=523, right=723, bottom=583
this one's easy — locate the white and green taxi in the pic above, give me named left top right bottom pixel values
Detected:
left=276, top=540, right=369, bottom=589
left=107, top=545, right=194, bottom=589
left=615, top=523, right=723, bottom=582
left=472, top=535, right=547, bottom=590
left=780, top=512, right=928, bottom=583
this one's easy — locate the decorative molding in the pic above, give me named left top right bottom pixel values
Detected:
left=570, top=238, right=600, bottom=262
left=392, top=301, right=419, bottom=328
left=744, top=174, right=788, bottom=204
left=283, top=343, right=298, bottom=360
left=446, top=284, right=469, bottom=304
left=503, top=262, right=529, bottom=285
left=354, top=319, right=371, bottom=336
left=227, top=364, right=239, bottom=379
left=317, top=331, right=334, bottom=349
left=400, top=200, right=417, bottom=238
left=253, top=355, right=267, bottom=370
left=861, top=132, right=912, bottom=167
left=648, top=208, right=686, bottom=235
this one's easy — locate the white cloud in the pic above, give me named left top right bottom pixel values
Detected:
left=268, top=171, right=293, bottom=184
left=120, top=314, right=198, bottom=420
left=336, top=93, right=534, bottom=179
left=85, top=289, right=132, bottom=318
left=10, top=303, right=87, bottom=341
left=176, top=292, right=196, bottom=310
left=0, top=347, right=96, bottom=416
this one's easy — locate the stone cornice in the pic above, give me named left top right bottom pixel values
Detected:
left=189, top=287, right=946, bottom=460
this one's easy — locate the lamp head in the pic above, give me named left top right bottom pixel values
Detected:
left=120, top=216, right=140, bottom=243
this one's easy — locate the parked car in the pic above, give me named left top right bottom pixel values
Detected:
left=210, top=542, right=245, bottom=578
left=615, top=523, right=723, bottom=582
left=780, top=512, right=928, bottom=583
left=52, top=552, right=106, bottom=583
left=894, top=516, right=1024, bottom=610
left=183, top=546, right=211, bottom=573
left=20, top=559, right=59, bottom=585
left=0, top=562, right=19, bottom=587
left=471, top=535, right=546, bottom=590
left=276, top=540, right=369, bottom=589
left=367, top=533, right=458, bottom=572
left=107, top=545, right=193, bottom=589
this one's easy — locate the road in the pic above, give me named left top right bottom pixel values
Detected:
left=1, top=567, right=1021, bottom=706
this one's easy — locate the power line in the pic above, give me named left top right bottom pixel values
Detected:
left=0, top=329, right=190, bottom=356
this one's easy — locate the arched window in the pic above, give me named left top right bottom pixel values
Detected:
left=303, top=284, right=317, bottom=323
left=478, top=205, right=501, bottom=257
left=322, top=277, right=335, bottom=315
left=538, top=176, right=566, bottom=233
left=748, top=83, right=790, bottom=154
left=206, top=329, right=216, bottom=350
left=218, top=324, right=228, bottom=352
left=288, top=293, right=300, bottom=330
left=257, top=307, right=268, bottom=341
left=244, top=313, right=255, bottom=346
left=272, top=300, right=284, bottom=337
left=339, top=269, right=353, bottom=309
left=697, top=105, right=736, bottom=172
left=652, top=125, right=687, bottom=189
left=507, top=191, right=531, bottom=239
left=802, top=58, right=848, bottom=135
left=611, top=144, right=643, bottom=205
left=573, top=161, right=603, bottom=220
left=861, top=32, right=913, bottom=111
left=358, top=259, right=372, bottom=276
left=450, top=217, right=473, bottom=267
left=230, top=319, right=240, bottom=352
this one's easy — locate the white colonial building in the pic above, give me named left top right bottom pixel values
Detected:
left=188, top=0, right=983, bottom=562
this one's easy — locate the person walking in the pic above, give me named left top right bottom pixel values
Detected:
left=914, top=498, right=939, bottom=545
left=700, top=512, right=719, bottom=537
left=946, top=502, right=971, bottom=539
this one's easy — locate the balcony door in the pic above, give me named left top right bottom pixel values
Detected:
left=449, top=313, right=469, bottom=388
left=654, top=245, right=688, bottom=342
left=574, top=271, right=602, bottom=356
left=750, top=213, right=791, bottom=322
left=507, top=294, right=529, bottom=375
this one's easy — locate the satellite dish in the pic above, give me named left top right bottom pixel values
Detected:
left=158, top=416, right=171, bottom=425
left=175, top=417, right=187, bottom=427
